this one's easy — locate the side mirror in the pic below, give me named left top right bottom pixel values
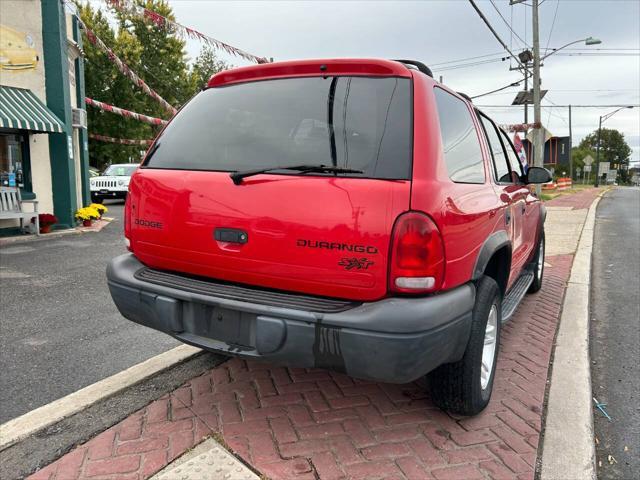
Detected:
left=524, top=166, right=552, bottom=184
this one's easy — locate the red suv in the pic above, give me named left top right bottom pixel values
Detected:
left=107, top=59, right=551, bottom=415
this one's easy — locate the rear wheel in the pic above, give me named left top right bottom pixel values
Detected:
left=528, top=231, right=545, bottom=293
left=429, top=276, right=501, bottom=415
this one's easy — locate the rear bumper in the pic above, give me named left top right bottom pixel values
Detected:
left=107, top=253, right=475, bottom=383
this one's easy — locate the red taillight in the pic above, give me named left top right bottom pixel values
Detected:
left=389, top=212, right=445, bottom=294
left=124, top=197, right=132, bottom=252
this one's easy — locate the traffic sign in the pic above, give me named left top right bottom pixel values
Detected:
left=583, top=155, right=594, bottom=166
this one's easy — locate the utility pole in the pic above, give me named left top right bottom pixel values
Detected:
left=532, top=0, right=543, bottom=195
left=594, top=116, right=603, bottom=187
left=524, top=69, right=529, bottom=123
left=569, top=105, right=573, bottom=181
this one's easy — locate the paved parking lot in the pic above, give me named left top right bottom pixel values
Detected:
left=28, top=255, right=573, bottom=480
left=0, top=201, right=178, bottom=423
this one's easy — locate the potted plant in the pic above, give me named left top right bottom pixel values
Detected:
left=75, top=206, right=100, bottom=227
left=90, top=203, right=108, bottom=219
left=32, top=213, right=58, bottom=234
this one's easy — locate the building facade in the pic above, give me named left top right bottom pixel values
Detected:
left=0, top=0, right=90, bottom=230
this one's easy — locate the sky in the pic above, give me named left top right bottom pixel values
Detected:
left=92, top=0, right=640, bottom=166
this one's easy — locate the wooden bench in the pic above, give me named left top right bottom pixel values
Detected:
left=0, top=187, right=39, bottom=235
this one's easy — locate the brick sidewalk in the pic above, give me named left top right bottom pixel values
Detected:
left=544, top=187, right=602, bottom=210
left=28, top=255, right=573, bottom=480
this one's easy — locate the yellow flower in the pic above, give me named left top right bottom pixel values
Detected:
left=90, top=203, right=108, bottom=214
left=75, top=206, right=101, bottom=221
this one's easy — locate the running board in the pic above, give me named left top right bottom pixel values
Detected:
left=502, top=272, right=534, bottom=323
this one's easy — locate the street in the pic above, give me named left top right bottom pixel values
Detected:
left=591, top=187, right=640, bottom=479
left=0, top=201, right=179, bottom=423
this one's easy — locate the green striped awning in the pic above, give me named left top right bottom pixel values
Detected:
left=0, top=85, right=65, bottom=133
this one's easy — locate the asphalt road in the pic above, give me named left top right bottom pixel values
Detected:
left=590, top=187, right=640, bottom=479
left=0, top=201, right=179, bottom=423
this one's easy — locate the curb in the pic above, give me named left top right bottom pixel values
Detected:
left=0, top=345, right=201, bottom=451
left=539, top=191, right=605, bottom=480
left=0, top=218, right=113, bottom=246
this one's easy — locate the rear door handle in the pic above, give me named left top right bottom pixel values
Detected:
left=521, top=203, right=526, bottom=215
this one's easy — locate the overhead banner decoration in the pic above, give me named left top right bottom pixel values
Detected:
left=77, top=19, right=177, bottom=116
left=89, top=133, right=153, bottom=146
left=105, top=0, right=268, bottom=64
left=500, top=122, right=542, bottom=132
left=85, top=97, right=168, bottom=126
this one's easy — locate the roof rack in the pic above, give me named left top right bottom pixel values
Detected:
left=457, top=92, right=473, bottom=103
left=393, top=59, right=433, bottom=78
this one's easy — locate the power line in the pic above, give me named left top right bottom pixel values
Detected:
left=543, top=96, right=569, bottom=125
left=434, top=58, right=507, bottom=72
left=544, top=0, right=561, bottom=53
left=431, top=48, right=638, bottom=70
left=479, top=88, right=639, bottom=96
left=431, top=52, right=505, bottom=67
left=562, top=48, right=640, bottom=51
left=467, top=0, right=531, bottom=73
left=471, top=79, right=524, bottom=99
left=490, top=0, right=529, bottom=48
left=509, top=2, right=514, bottom=68
left=552, top=53, right=640, bottom=57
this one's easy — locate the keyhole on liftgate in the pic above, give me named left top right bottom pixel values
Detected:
left=217, top=313, right=223, bottom=322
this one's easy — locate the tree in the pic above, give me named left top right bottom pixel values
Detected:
left=115, top=0, right=193, bottom=112
left=570, top=146, right=596, bottom=181
left=579, top=128, right=633, bottom=183
left=190, top=46, right=231, bottom=93
left=81, top=3, right=162, bottom=168
left=81, top=0, right=197, bottom=169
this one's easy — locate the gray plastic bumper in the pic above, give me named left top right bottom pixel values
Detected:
left=107, top=254, right=475, bottom=384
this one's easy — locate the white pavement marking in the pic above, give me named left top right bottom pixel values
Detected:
left=0, top=344, right=201, bottom=450
left=540, top=193, right=604, bottom=480
left=151, top=438, right=258, bottom=480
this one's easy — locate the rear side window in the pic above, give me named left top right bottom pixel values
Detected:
left=145, top=77, right=412, bottom=180
left=499, top=130, right=525, bottom=178
left=433, top=88, right=485, bottom=184
left=479, top=113, right=518, bottom=184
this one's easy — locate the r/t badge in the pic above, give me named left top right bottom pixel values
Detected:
left=338, top=257, right=374, bottom=270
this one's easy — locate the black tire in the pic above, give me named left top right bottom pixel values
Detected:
left=91, top=195, right=104, bottom=204
left=527, top=231, right=545, bottom=293
left=429, top=276, right=502, bottom=416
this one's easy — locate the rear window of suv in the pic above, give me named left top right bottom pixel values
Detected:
left=144, top=76, right=412, bottom=180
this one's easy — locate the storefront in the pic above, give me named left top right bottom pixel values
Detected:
left=0, top=0, right=90, bottom=231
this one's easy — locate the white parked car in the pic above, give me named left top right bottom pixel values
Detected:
left=90, top=164, right=138, bottom=203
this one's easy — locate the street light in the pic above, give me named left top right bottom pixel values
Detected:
left=527, top=33, right=601, bottom=196
left=542, top=37, right=602, bottom=60
left=594, top=106, right=634, bottom=187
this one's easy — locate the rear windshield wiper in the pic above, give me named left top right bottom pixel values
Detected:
left=230, top=164, right=363, bottom=185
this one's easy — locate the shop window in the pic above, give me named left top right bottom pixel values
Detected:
left=0, top=132, right=32, bottom=196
